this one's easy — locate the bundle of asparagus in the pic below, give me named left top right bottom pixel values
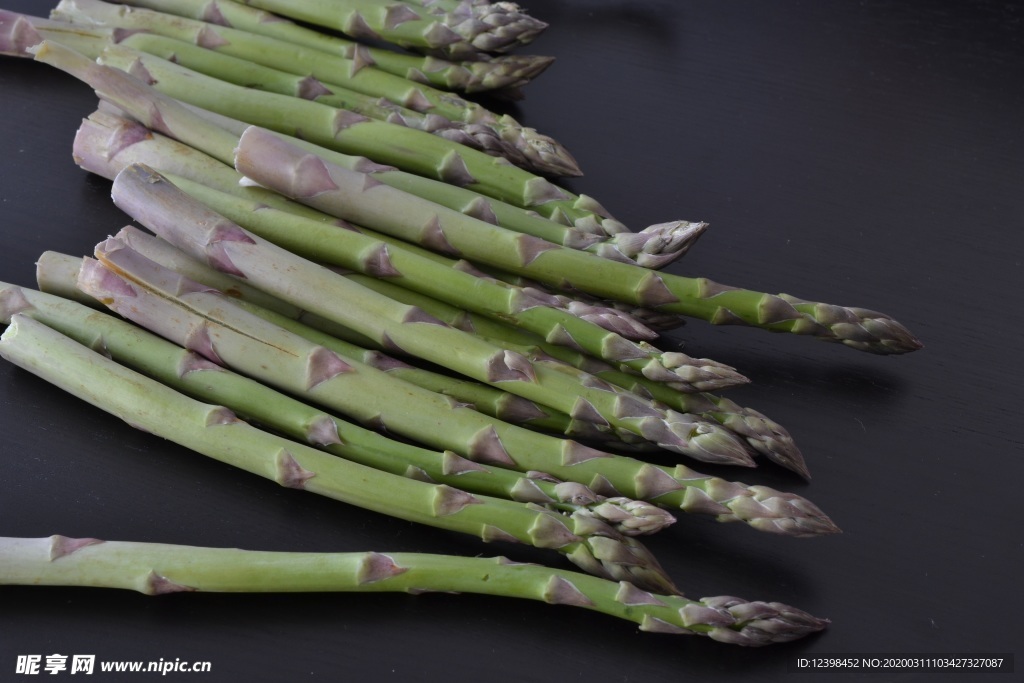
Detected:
left=4, top=275, right=834, bottom=536
left=2, top=3, right=716, bottom=268
left=0, top=273, right=834, bottom=641
left=0, top=308, right=685, bottom=592
left=31, top=0, right=578, bottom=177
left=66, top=111, right=810, bottom=476
left=11, top=38, right=919, bottom=356
left=0, top=16, right=704, bottom=264
left=0, top=0, right=924, bottom=649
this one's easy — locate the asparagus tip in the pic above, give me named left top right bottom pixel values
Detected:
left=698, top=596, right=830, bottom=646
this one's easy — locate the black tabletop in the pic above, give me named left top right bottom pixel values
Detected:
left=1, top=1, right=1021, bottom=681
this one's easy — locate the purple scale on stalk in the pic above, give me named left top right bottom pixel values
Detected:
left=355, top=553, right=407, bottom=585
left=48, top=535, right=102, bottom=561
left=275, top=450, right=315, bottom=489
left=385, top=4, right=421, bottom=29
left=196, top=25, right=230, bottom=49
left=144, top=571, right=196, bottom=595
left=543, top=576, right=594, bottom=607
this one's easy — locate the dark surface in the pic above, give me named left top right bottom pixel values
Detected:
left=1, top=1, right=1021, bottom=681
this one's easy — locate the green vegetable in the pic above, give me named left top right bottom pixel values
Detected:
left=0, top=535, right=830, bottom=646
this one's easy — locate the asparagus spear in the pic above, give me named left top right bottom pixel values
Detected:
left=51, top=0, right=581, bottom=178
left=170, top=100, right=712, bottom=265
left=115, top=0, right=555, bottom=92
left=0, top=313, right=676, bottom=592
left=238, top=0, right=548, bottom=60
left=107, top=165, right=754, bottom=463
left=394, top=0, right=549, bottom=56
left=179, top=104, right=711, bottom=266
left=234, top=127, right=923, bottom=355
left=175, top=97, right=707, bottom=261
left=17, top=15, right=700, bottom=269
left=4, top=278, right=672, bottom=535
left=71, top=243, right=839, bottom=537
left=0, top=536, right=830, bottom=646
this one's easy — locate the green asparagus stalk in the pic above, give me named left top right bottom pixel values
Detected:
left=4, top=278, right=672, bottom=536
left=51, top=0, right=581, bottom=178
left=187, top=103, right=712, bottom=265
left=175, top=100, right=712, bottom=265
left=115, top=0, right=555, bottom=92
left=124, top=33, right=538, bottom=171
left=0, top=313, right=676, bottom=592
left=72, top=241, right=839, bottom=537
left=15, top=16, right=702, bottom=270
left=238, top=0, right=548, bottom=60
left=0, top=536, right=830, bottom=645
left=97, top=224, right=745, bottom=471
left=107, top=165, right=754, bottom=463
left=234, top=127, right=923, bottom=355
left=347, top=267, right=805, bottom=475
left=32, top=40, right=237, bottom=162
